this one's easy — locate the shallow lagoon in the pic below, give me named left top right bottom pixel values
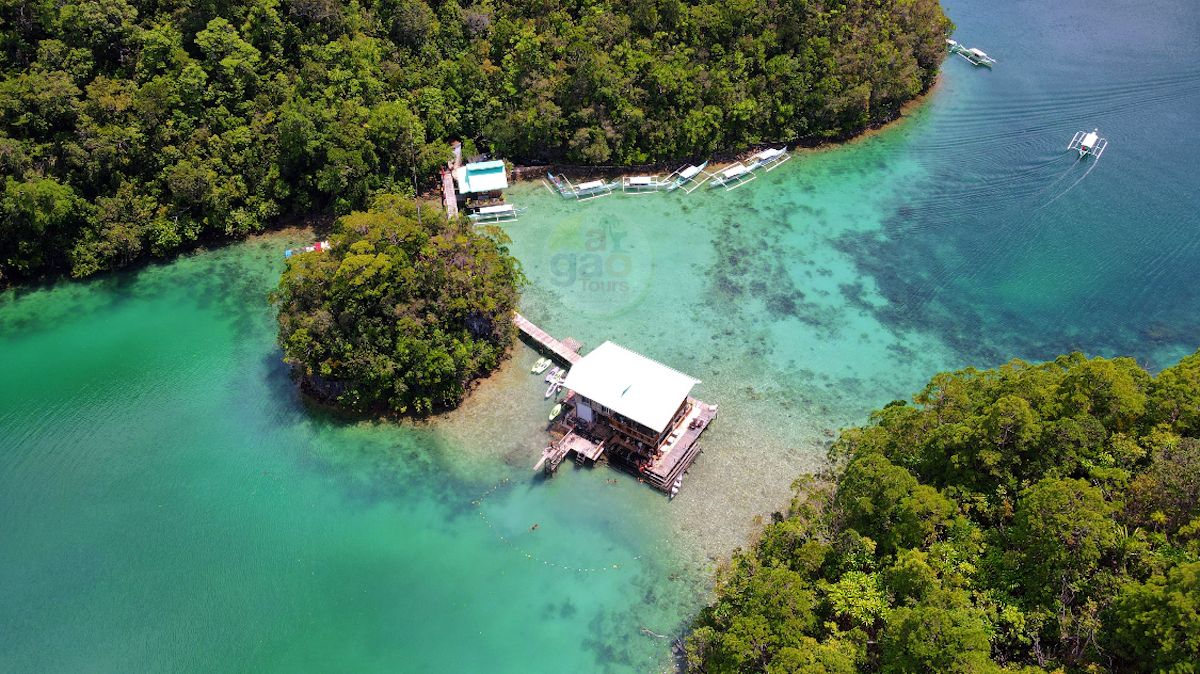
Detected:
left=3, top=0, right=1200, bottom=671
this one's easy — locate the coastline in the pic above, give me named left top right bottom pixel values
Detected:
left=510, top=73, right=944, bottom=182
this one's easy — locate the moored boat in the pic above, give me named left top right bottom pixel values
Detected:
left=666, top=161, right=711, bottom=193
left=745, top=147, right=790, bottom=172
left=947, top=39, right=996, bottom=67
left=621, top=175, right=670, bottom=193
left=468, top=203, right=526, bottom=223
left=546, top=173, right=618, bottom=200
left=710, top=163, right=756, bottom=190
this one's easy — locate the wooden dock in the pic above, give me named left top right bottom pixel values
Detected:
left=513, top=312, right=582, bottom=365
left=442, top=169, right=458, bottom=218
left=642, top=397, right=717, bottom=491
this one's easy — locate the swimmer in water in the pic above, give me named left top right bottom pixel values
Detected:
left=529, top=524, right=539, bottom=531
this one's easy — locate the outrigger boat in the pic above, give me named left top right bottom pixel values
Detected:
left=709, top=163, right=756, bottom=191
left=746, top=147, right=791, bottom=172
left=1068, top=128, right=1107, bottom=159
left=468, top=203, right=526, bottom=223
left=621, top=175, right=670, bottom=193
left=947, top=39, right=996, bottom=67
left=545, top=173, right=618, bottom=200
left=665, top=161, right=711, bottom=193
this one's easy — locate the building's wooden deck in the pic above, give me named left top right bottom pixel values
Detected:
left=642, top=397, right=718, bottom=492
left=513, top=312, right=583, bottom=365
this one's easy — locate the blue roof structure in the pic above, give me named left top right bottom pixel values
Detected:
left=454, top=160, right=509, bottom=194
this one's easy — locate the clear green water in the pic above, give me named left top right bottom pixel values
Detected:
left=3, top=0, right=1200, bottom=671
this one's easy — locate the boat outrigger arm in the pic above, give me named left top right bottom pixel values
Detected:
left=1068, top=129, right=1107, bottom=159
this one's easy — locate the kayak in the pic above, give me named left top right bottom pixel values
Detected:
left=548, top=403, right=563, bottom=421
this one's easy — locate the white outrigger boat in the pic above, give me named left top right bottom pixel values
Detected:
left=709, top=163, right=756, bottom=190
left=545, top=173, right=618, bottom=200
left=468, top=203, right=526, bottom=223
left=1068, top=128, right=1107, bottom=159
left=947, top=39, right=995, bottom=67
left=621, top=175, right=670, bottom=193
left=746, top=146, right=791, bottom=172
left=665, top=161, right=710, bottom=193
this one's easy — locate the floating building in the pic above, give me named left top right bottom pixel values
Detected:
left=536, top=340, right=717, bottom=493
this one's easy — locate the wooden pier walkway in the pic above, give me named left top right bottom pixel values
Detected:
left=643, top=397, right=717, bottom=492
left=513, top=312, right=582, bottom=365
left=442, top=169, right=458, bottom=218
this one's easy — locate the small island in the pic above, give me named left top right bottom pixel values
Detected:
left=272, top=195, right=524, bottom=415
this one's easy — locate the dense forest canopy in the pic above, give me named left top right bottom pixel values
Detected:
left=688, top=351, right=1200, bottom=674
left=0, top=0, right=950, bottom=280
left=272, top=194, right=523, bottom=414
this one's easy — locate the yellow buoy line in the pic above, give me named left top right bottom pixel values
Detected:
left=474, top=478, right=658, bottom=572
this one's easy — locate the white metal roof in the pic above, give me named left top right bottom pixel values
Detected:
left=454, top=160, right=509, bottom=194
left=563, top=341, right=700, bottom=434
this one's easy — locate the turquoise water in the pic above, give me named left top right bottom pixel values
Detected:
left=3, top=0, right=1200, bottom=671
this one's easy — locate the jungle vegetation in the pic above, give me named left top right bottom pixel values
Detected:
left=0, top=0, right=951, bottom=280
left=271, top=194, right=523, bottom=415
left=688, top=351, right=1200, bottom=674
